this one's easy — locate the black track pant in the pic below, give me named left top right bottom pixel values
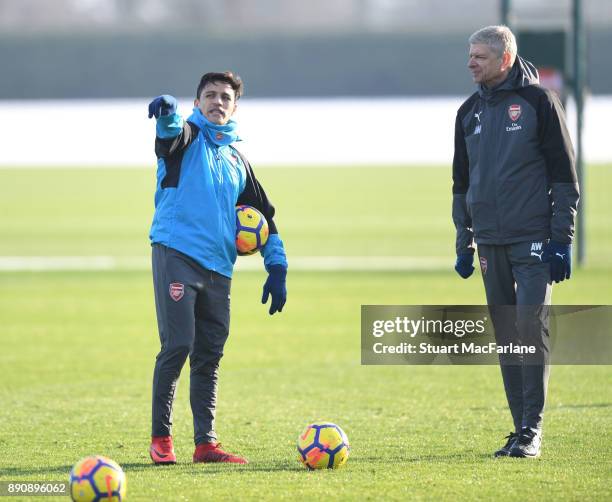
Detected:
left=151, top=244, right=231, bottom=445
left=478, top=241, right=552, bottom=432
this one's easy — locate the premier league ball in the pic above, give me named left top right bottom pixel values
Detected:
left=69, top=455, right=126, bottom=501
left=235, top=205, right=269, bottom=255
left=297, top=422, right=350, bottom=470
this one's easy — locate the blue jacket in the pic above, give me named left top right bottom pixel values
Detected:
left=150, top=108, right=286, bottom=278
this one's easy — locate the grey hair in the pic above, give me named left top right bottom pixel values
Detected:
left=469, top=25, right=517, bottom=62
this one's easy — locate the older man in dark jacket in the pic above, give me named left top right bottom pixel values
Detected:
left=452, top=25, right=579, bottom=458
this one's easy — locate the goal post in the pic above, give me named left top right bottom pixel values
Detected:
left=501, top=0, right=586, bottom=265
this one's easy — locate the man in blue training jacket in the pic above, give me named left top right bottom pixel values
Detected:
left=147, top=71, right=288, bottom=465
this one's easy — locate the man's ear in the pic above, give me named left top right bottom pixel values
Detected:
left=501, top=51, right=513, bottom=71
left=194, top=98, right=200, bottom=107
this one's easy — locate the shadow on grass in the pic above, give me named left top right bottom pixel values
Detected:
left=549, top=402, right=612, bottom=409
left=470, top=402, right=612, bottom=413
left=2, top=452, right=503, bottom=478
left=106, top=460, right=304, bottom=474
left=349, top=451, right=492, bottom=464
left=176, top=461, right=303, bottom=474
left=1, top=461, right=162, bottom=477
left=0, top=465, right=74, bottom=477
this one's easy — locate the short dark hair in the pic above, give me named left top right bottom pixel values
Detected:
left=196, top=72, right=243, bottom=100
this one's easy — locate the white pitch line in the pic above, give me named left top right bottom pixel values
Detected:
left=0, top=256, right=120, bottom=271
left=0, top=256, right=450, bottom=272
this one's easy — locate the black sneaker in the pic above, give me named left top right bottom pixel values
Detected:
left=494, top=432, right=518, bottom=457
left=509, top=427, right=542, bottom=458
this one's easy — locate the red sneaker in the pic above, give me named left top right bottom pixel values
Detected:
left=149, top=435, right=176, bottom=464
left=193, top=442, right=248, bottom=464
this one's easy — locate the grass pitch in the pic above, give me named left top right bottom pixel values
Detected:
left=0, top=166, right=610, bottom=501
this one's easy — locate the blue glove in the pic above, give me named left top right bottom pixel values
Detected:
left=148, top=95, right=177, bottom=119
left=262, top=264, right=287, bottom=315
left=543, top=241, right=572, bottom=283
left=455, top=253, right=474, bottom=279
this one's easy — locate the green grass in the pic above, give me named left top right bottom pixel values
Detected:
left=2, top=164, right=609, bottom=265
left=0, top=166, right=610, bottom=500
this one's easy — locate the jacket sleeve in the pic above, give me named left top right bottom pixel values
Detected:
left=154, top=114, right=199, bottom=159
left=234, top=148, right=279, bottom=235
left=537, top=90, right=580, bottom=244
left=452, top=110, right=475, bottom=255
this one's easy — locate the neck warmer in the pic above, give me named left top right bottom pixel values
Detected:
left=187, top=107, right=239, bottom=147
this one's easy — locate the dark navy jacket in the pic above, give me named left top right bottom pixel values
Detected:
left=452, top=56, right=579, bottom=254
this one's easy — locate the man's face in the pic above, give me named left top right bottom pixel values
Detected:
left=195, top=81, right=237, bottom=125
left=468, top=44, right=511, bottom=88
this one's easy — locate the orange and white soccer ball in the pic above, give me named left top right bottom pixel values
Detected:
left=69, top=455, right=126, bottom=501
left=297, top=422, right=350, bottom=469
left=235, top=205, right=269, bottom=255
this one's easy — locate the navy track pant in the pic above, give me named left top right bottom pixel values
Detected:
left=151, top=244, right=231, bottom=445
left=478, top=240, right=552, bottom=432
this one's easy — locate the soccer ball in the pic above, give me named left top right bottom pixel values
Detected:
left=235, top=205, right=269, bottom=255
left=69, top=455, right=126, bottom=502
left=297, top=422, right=350, bottom=470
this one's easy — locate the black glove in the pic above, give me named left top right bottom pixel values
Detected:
left=262, top=264, right=287, bottom=315
left=543, top=241, right=572, bottom=283
left=147, top=95, right=177, bottom=119
left=455, top=253, right=475, bottom=279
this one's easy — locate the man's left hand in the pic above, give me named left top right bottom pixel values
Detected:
left=262, top=264, right=287, bottom=315
left=454, top=253, right=475, bottom=279
left=543, top=241, right=572, bottom=283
